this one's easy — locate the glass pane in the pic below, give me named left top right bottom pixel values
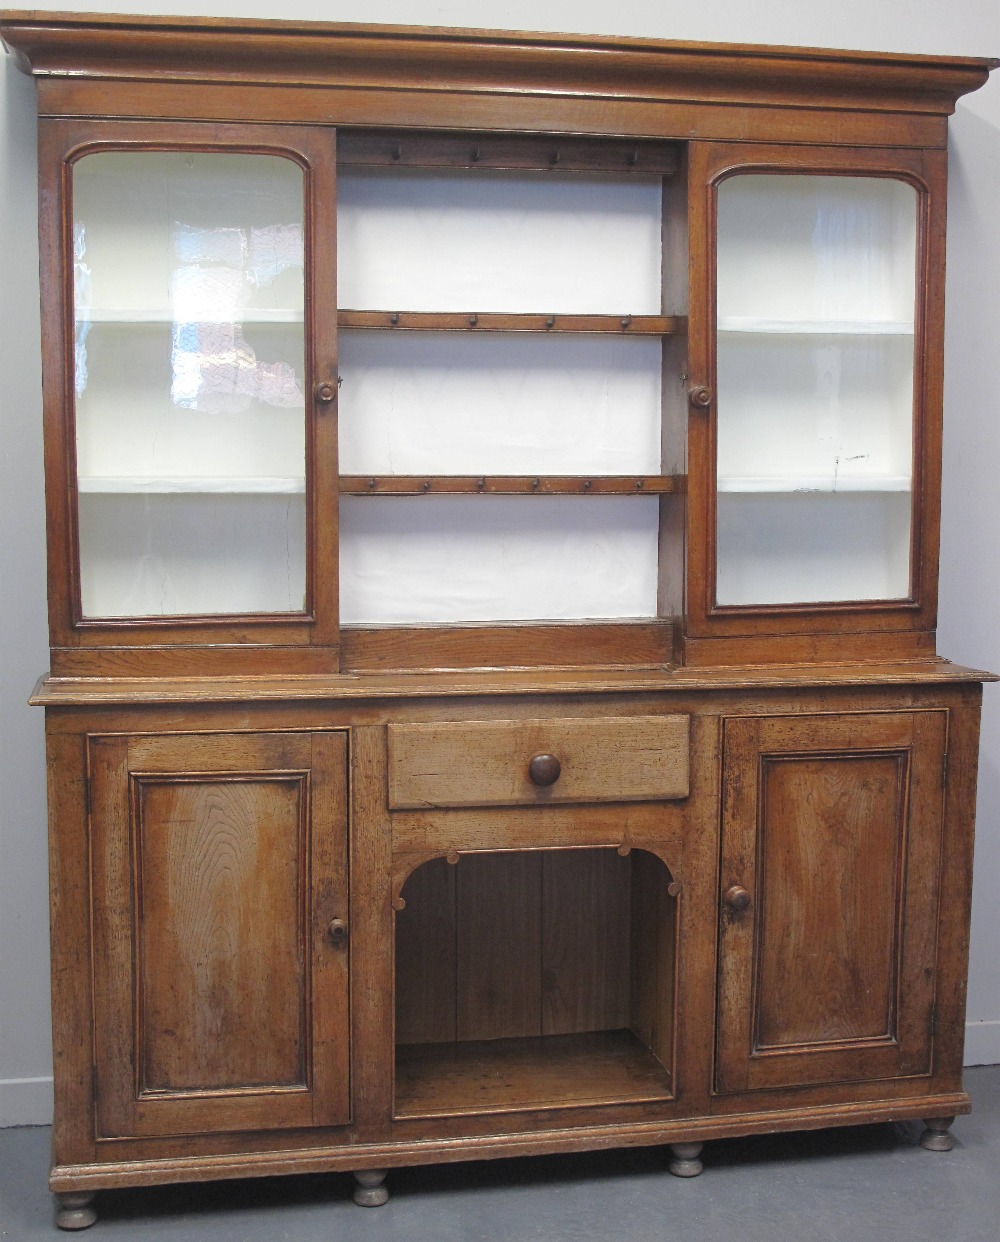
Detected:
left=337, top=169, right=662, bottom=314
left=72, top=151, right=307, bottom=617
left=338, top=331, right=662, bottom=476
left=715, top=174, right=917, bottom=606
left=339, top=497, right=660, bottom=624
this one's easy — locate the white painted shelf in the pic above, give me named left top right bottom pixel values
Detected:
left=718, top=475, right=912, bottom=494
left=78, top=308, right=304, bottom=325
left=78, top=476, right=306, bottom=494
left=717, top=316, right=913, bottom=336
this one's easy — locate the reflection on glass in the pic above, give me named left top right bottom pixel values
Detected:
left=72, top=151, right=307, bottom=617
left=715, top=174, right=917, bottom=607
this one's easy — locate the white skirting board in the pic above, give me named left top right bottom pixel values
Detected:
left=0, top=1077, right=53, bottom=1127
left=963, top=1021, right=1000, bottom=1068
left=3, top=1024, right=1000, bottom=1128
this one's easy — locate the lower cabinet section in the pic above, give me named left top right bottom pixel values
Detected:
left=43, top=683, right=983, bottom=1225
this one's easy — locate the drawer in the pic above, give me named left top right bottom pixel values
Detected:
left=387, top=716, right=689, bottom=809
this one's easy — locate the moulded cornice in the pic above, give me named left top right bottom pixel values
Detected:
left=1, top=10, right=996, bottom=118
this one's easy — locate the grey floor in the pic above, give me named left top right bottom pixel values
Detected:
left=2, top=1067, right=998, bottom=1241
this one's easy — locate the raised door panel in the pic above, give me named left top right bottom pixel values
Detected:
left=90, top=730, right=349, bottom=1138
left=717, top=711, right=946, bottom=1093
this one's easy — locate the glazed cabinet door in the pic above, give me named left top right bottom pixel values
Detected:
left=717, top=710, right=946, bottom=1093
left=88, top=730, right=349, bottom=1138
left=38, top=118, right=339, bottom=669
left=685, top=141, right=946, bottom=660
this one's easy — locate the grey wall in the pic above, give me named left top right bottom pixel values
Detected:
left=2, top=0, right=998, bottom=1126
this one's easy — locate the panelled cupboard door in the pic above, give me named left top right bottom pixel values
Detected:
left=89, top=731, right=349, bottom=1138
left=716, top=711, right=946, bottom=1093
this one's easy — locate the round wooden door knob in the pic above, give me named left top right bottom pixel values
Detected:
left=688, top=385, right=713, bottom=408
left=724, top=885, right=752, bottom=913
left=528, top=753, right=561, bottom=786
left=315, top=381, right=337, bottom=404
left=327, top=918, right=348, bottom=945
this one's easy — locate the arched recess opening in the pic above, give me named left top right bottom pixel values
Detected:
left=393, top=846, right=677, bottom=1118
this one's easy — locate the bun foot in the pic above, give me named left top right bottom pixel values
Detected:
left=55, top=1192, right=97, bottom=1230
left=353, top=1168, right=389, bottom=1206
left=920, top=1117, right=956, bottom=1152
left=668, top=1141, right=704, bottom=1177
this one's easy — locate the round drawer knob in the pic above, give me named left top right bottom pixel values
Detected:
left=528, top=753, right=561, bottom=787
left=688, top=385, right=713, bottom=409
left=315, top=381, right=337, bottom=404
left=327, top=918, right=348, bottom=946
left=724, top=884, right=752, bottom=914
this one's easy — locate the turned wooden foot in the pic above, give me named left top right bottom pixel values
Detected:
left=920, top=1116, right=956, bottom=1152
left=54, top=1192, right=97, bottom=1230
left=668, top=1141, right=704, bottom=1177
left=353, top=1168, right=389, bottom=1206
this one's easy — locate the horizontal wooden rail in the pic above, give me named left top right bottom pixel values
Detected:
left=339, top=475, right=684, bottom=496
left=337, top=131, right=681, bottom=176
left=337, top=311, right=682, bottom=335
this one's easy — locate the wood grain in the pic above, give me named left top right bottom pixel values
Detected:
left=350, top=725, right=396, bottom=1138
left=754, top=754, right=904, bottom=1047
left=341, top=621, right=676, bottom=674
left=136, top=775, right=308, bottom=1091
left=394, top=847, right=675, bottom=1057
left=31, top=77, right=952, bottom=149
left=388, top=715, right=690, bottom=808
left=394, top=859, right=457, bottom=1045
left=541, top=851, right=631, bottom=1036
left=338, top=311, right=679, bottom=336
left=630, top=850, right=678, bottom=1072
left=456, top=852, right=543, bottom=1041
left=339, top=474, right=680, bottom=496
left=31, top=658, right=998, bottom=708
left=11, top=9, right=995, bottom=1217
left=716, top=710, right=946, bottom=1093
left=3, top=14, right=991, bottom=122
left=395, top=1030, right=673, bottom=1118
left=89, top=730, right=350, bottom=1138
left=46, top=1087, right=972, bottom=1189
left=337, top=131, right=680, bottom=175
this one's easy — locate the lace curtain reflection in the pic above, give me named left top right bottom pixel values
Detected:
left=74, top=220, right=305, bottom=413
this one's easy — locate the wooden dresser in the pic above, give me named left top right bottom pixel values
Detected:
left=1, top=10, right=995, bottom=1230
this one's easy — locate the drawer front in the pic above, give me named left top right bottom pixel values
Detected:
left=387, top=716, right=689, bottom=809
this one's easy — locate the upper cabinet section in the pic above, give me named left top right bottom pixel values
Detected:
left=2, top=14, right=995, bottom=675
